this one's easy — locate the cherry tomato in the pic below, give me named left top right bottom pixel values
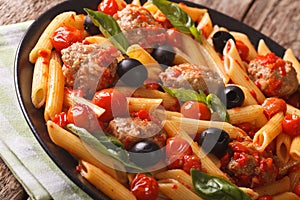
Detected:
left=67, top=104, right=103, bottom=133
left=282, top=114, right=300, bottom=137
left=52, top=112, right=69, bottom=127
left=92, top=88, right=127, bottom=122
left=130, top=173, right=159, bottom=200
left=293, top=181, right=300, bottom=197
left=257, top=196, right=273, bottom=200
left=287, top=90, right=300, bottom=109
left=51, top=26, right=83, bottom=52
left=235, top=40, right=249, bottom=61
left=98, top=0, right=119, bottom=16
left=180, top=101, right=211, bottom=120
left=165, top=137, right=193, bottom=169
left=182, top=154, right=202, bottom=174
left=262, top=97, right=287, bottom=119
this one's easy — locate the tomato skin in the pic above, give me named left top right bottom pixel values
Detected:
left=98, top=0, right=119, bottom=16
left=67, top=104, right=103, bottom=133
left=131, top=173, right=159, bottom=200
left=262, top=97, right=287, bottom=119
left=51, top=26, right=83, bottom=52
left=282, top=114, right=300, bottom=137
left=180, top=101, right=211, bottom=120
left=165, top=137, right=193, bottom=169
left=52, top=112, right=69, bottom=127
left=293, top=181, right=300, bottom=197
left=92, top=88, right=127, bottom=122
left=182, top=154, right=202, bottom=174
left=235, top=40, right=249, bottom=61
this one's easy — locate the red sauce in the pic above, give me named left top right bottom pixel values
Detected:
left=38, top=49, right=50, bottom=58
left=172, top=184, right=178, bottom=189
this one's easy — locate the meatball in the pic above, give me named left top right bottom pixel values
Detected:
left=113, top=4, right=165, bottom=47
left=247, top=53, right=298, bottom=97
left=107, top=117, right=167, bottom=150
left=61, top=42, right=121, bottom=98
left=159, top=63, right=224, bottom=94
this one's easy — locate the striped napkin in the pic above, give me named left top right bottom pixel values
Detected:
left=0, top=21, right=92, bottom=200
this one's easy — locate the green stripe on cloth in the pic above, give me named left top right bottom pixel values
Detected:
left=0, top=21, right=92, bottom=200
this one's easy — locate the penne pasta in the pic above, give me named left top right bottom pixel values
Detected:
left=254, top=176, right=291, bottom=197
left=276, top=133, right=291, bottom=164
left=227, top=105, right=265, bottom=125
left=127, top=97, right=163, bottom=112
left=290, top=135, right=300, bottom=161
left=230, top=31, right=257, bottom=61
left=196, top=12, right=213, bottom=38
left=273, top=192, right=300, bottom=200
left=257, top=39, right=271, bottom=56
left=79, top=160, right=136, bottom=200
left=253, top=112, right=284, bottom=152
left=283, top=48, right=300, bottom=83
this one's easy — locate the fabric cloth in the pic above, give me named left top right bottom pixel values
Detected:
left=0, top=21, right=92, bottom=200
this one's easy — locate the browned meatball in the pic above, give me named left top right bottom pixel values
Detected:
left=106, top=117, right=167, bottom=150
left=61, top=43, right=121, bottom=98
left=113, top=4, right=165, bottom=47
left=159, top=63, right=224, bottom=94
left=247, top=53, right=298, bottom=97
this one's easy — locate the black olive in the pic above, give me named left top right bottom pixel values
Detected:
left=151, top=44, right=175, bottom=68
left=129, top=141, right=162, bottom=168
left=212, top=31, right=235, bottom=54
left=197, top=128, right=229, bottom=158
left=117, top=58, right=148, bottom=87
left=84, top=15, right=101, bottom=35
left=225, top=85, right=245, bottom=109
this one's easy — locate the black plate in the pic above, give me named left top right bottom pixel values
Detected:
left=14, top=0, right=286, bottom=199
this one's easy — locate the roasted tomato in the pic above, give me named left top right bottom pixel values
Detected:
left=180, top=101, right=211, bottom=120
left=52, top=112, right=68, bottom=127
left=293, top=181, right=300, bottom=197
left=262, top=97, right=287, bottom=119
left=182, top=154, right=202, bottom=174
left=282, top=114, right=300, bottom=137
left=98, top=0, right=119, bottom=16
left=67, top=104, right=103, bottom=133
left=51, top=25, right=83, bottom=52
left=92, top=88, right=128, bottom=122
left=130, top=173, right=159, bottom=200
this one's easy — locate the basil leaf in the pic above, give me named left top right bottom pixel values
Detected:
left=191, top=169, right=252, bottom=200
left=66, top=124, right=145, bottom=172
left=206, top=94, right=230, bottom=123
left=84, top=8, right=129, bottom=53
left=151, top=0, right=202, bottom=43
left=162, top=86, right=207, bottom=104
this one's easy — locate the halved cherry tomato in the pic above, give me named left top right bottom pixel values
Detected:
left=51, top=26, right=83, bottom=52
left=293, top=181, right=300, bottom=197
left=52, top=112, right=69, bottom=127
left=182, top=154, right=202, bottom=174
left=98, top=0, right=119, bottom=16
left=92, top=88, right=127, bottom=122
left=180, top=101, right=211, bottom=120
left=235, top=40, right=249, bottom=61
left=130, top=173, right=159, bottom=200
left=165, top=137, right=193, bottom=169
left=262, top=97, right=287, bottom=119
left=67, top=104, right=103, bottom=133
left=282, top=114, right=300, bottom=137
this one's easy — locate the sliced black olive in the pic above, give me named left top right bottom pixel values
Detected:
left=212, top=31, right=235, bottom=54
left=151, top=44, right=175, bottom=68
left=84, top=15, right=101, bottom=35
left=197, top=128, right=229, bottom=158
left=117, top=58, right=148, bottom=87
left=129, top=141, right=162, bottom=168
left=225, top=85, right=245, bottom=109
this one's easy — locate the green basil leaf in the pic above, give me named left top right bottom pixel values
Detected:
left=151, top=0, right=202, bottom=43
left=84, top=8, right=128, bottom=53
left=66, top=124, right=145, bottom=172
left=206, top=94, right=230, bottom=123
left=191, top=169, right=252, bottom=200
left=162, top=86, right=207, bottom=104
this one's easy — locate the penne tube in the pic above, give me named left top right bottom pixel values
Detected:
left=223, top=39, right=246, bottom=72
left=158, top=179, right=203, bottom=200
left=288, top=164, right=300, bottom=190
left=273, top=192, right=300, bottom=200
left=276, top=133, right=291, bottom=164
left=287, top=104, right=300, bottom=116
left=196, top=12, right=213, bottom=38
left=257, top=39, right=271, bottom=56
left=230, top=31, right=257, bottom=61
left=176, top=3, right=207, bottom=23
left=46, top=121, right=128, bottom=184
left=44, top=51, right=64, bottom=121
left=253, top=112, right=284, bottom=152
left=283, top=48, right=300, bottom=83
left=227, top=105, right=265, bottom=125
left=79, top=160, right=136, bottom=200
left=29, top=11, right=77, bottom=63
left=127, top=97, right=163, bottom=112
left=254, top=112, right=268, bottom=128
left=31, top=54, right=51, bottom=108
left=254, top=176, right=291, bottom=197
left=290, top=135, right=300, bottom=161
left=226, top=84, right=258, bottom=106
left=155, top=169, right=194, bottom=192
